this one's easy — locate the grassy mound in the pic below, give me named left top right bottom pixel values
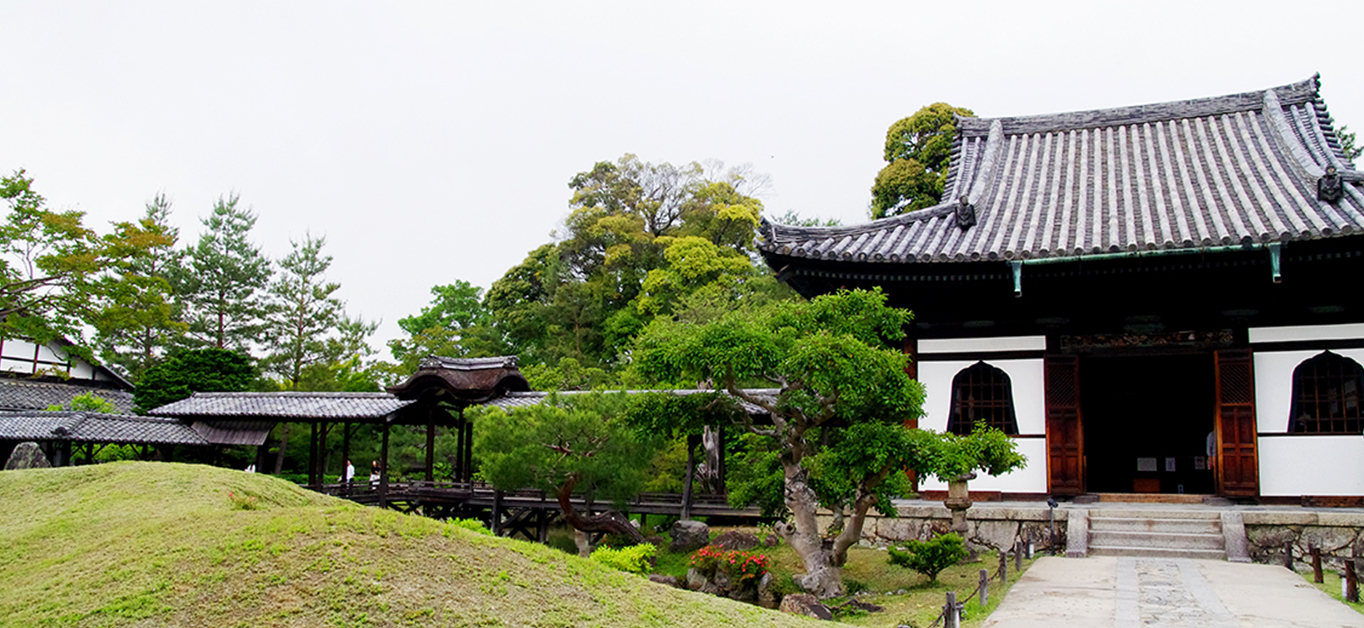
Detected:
left=0, top=462, right=828, bottom=627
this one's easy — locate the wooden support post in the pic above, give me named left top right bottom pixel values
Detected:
left=1312, top=544, right=1323, bottom=583
left=537, top=508, right=549, bottom=544
left=425, top=407, right=436, bottom=483
left=944, top=591, right=959, bottom=628
left=308, top=422, right=318, bottom=487
left=492, top=490, right=504, bottom=537
left=1015, top=541, right=1023, bottom=572
left=1348, top=557, right=1360, bottom=603
left=1283, top=540, right=1294, bottom=570
left=342, top=422, right=352, bottom=486
left=681, top=434, right=699, bottom=521
left=999, top=551, right=1008, bottom=582
left=979, top=569, right=989, bottom=608
left=716, top=425, right=727, bottom=495
left=378, top=419, right=390, bottom=509
left=461, top=415, right=473, bottom=484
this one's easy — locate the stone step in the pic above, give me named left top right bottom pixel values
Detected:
left=1085, top=509, right=1223, bottom=520
left=1088, top=545, right=1227, bottom=560
left=1089, top=530, right=1226, bottom=551
left=1089, top=517, right=1223, bottom=534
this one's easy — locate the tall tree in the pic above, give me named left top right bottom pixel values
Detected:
left=181, top=194, right=271, bottom=352
left=133, top=347, right=257, bottom=413
left=633, top=288, right=1024, bottom=597
left=90, top=194, right=187, bottom=380
left=870, top=103, right=974, bottom=219
left=0, top=170, right=101, bottom=347
left=261, top=233, right=373, bottom=389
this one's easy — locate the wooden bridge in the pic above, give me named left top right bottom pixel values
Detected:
left=316, top=480, right=765, bottom=542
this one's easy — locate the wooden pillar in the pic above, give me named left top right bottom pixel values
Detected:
left=716, top=426, right=727, bottom=495
left=462, top=415, right=473, bottom=484
left=492, top=490, right=504, bottom=536
left=341, top=422, right=352, bottom=485
left=379, top=419, right=390, bottom=509
left=681, top=433, right=699, bottom=520
left=536, top=508, right=549, bottom=544
left=425, top=407, right=436, bottom=483
left=308, top=422, right=319, bottom=487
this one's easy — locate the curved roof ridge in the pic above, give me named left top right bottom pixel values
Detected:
left=760, top=202, right=955, bottom=247
left=958, top=76, right=1320, bottom=137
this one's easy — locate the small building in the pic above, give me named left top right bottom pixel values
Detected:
left=759, top=75, right=1364, bottom=503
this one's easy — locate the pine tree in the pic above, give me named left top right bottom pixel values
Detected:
left=181, top=194, right=271, bottom=353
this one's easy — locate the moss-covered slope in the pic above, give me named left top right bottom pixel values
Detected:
left=0, top=462, right=825, bottom=627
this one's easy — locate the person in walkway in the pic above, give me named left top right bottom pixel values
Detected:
left=339, top=459, right=355, bottom=485
left=369, top=460, right=381, bottom=486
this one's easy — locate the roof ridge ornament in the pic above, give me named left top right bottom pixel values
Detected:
left=1319, top=166, right=1344, bottom=203
left=955, top=195, right=977, bottom=230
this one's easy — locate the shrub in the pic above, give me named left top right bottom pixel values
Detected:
left=688, top=546, right=771, bottom=587
left=447, top=518, right=491, bottom=536
left=227, top=491, right=261, bottom=510
left=887, top=532, right=967, bottom=584
left=591, top=544, right=658, bottom=575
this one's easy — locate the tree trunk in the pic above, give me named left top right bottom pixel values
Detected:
left=776, top=461, right=846, bottom=598
left=554, top=480, right=646, bottom=546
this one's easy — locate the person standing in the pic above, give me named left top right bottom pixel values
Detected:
left=369, top=460, right=381, bottom=486
left=339, top=459, right=355, bottom=485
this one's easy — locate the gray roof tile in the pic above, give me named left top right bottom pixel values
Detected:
left=0, top=378, right=136, bottom=414
left=147, top=392, right=412, bottom=420
left=760, top=76, right=1364, bottom=264
left=480, top=389, right=780, bottom=415
left=0, top=411, right=208, bottom=445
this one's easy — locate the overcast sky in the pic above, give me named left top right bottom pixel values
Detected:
left=3, top=1, right=1361, bottom=356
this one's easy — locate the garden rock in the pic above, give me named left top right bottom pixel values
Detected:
left=764, top=534, right=780, bottom=547
left=669, top=520, right=710, bottom=553
left=4, top=442, right=50, bottom=470
left=757, top=572, right=779, bottom=609
left=779, top=593, right=833, bottom=620
left=711, top=530, right=759, bottom=551
left=685, top=568, right=707, bottom=591
left=647, top=574, right=682, bottom=589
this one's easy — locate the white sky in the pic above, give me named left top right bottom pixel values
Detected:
left=3, top=1, right=1361, bottom=356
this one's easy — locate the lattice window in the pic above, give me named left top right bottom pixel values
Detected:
left=1288, top=351, right=1364, bottom=434
left=948, top=362, right=1019, bottom=435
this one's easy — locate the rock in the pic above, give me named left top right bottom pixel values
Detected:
left=644, top=534, right=666, bottom=547
left=669, top=520, right=710, bottom=553
left=685, top=568, right=707, bottom=591
left=837, top=599, right=884, bottom=613
left=764, top=534, right=780, bottom=547
left=711, top=530, right=759, bottom=551
left=757, top=572, right=779, bottom=609
left=779, top=593, right=833, bottom=620
left=647, top=574, right=682, bottom=589
left=4, top=442, right=51, bottom=470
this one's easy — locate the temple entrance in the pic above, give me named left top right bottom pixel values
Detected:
left=1081, top=353, right=1216, bottom=495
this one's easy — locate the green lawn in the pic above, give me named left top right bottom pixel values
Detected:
left=0, top=462, right=832, bottom=627
left=1302, top=568, right=1364, bottom=615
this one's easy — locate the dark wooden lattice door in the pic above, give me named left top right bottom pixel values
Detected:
left=1215, top=350, right=1259, bottom=496
left=1045, top=355, right=1084, bottom=495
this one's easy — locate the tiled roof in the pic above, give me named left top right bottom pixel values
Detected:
left=418, top=355, right=519, bottom=371
left=147, top=392, right=413, bottom=420
left=0, top=411, right=209, bottom=445
left=481, top=389, right=780, bottom=416
left=759, top=76, right=1364, bottom=264
left=0, top=378, right=137, bottom=413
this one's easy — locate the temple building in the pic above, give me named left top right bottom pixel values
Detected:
left=759, top=75, right=1364, bottom=503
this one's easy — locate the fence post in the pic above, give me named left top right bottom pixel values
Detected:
left=944, top=591, right=959, bottom=628
left=999, top=550, right=1008, bottom=582
left=1015, top=540, right=1023, bottom=572
left=1283, top=540, right=1293, bottom=570
left=1350, top=548, right=1361, bottom=603
left=1311, top=544, right=1323, bottom=583
left=979, top=569, right=989, bottom=608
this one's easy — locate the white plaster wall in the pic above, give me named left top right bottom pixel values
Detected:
left=916, top=357, right=1047, bottom=493
left=1259, top=435, right=1364, bottom=496
left=1253, top=347, right=1364, bottom=434
left=919, top=335, right=1047, bottom=354
left=918, top=438, right=1049, bottom=493
left=1249, top=323, right=1364, bottom=344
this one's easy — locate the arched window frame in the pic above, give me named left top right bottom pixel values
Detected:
left=947, top=361, right=1019, bottom=436
left=1288, top=351, right=1364, bottom=434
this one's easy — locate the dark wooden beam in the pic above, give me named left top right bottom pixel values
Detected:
left=425, top=406, right=436, bottom=483
left=379, top=418, right=390, bottom=509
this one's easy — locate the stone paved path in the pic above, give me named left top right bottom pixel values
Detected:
left=981, top=556, right=1364, bottom=627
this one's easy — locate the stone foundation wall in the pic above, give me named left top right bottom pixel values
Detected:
left=1243, top=511, right=1364, bottom=569
left=822, top=503, right=1069, bottom=553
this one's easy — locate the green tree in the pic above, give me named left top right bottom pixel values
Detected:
left=870, top=103, right=974, bottom=219
left=1338, top=124, right=1362, bottom=161
left=181, top=194, right=272, bottom=352
left=633, top=288, right=1024, bottom=597
left=90, top=194, right=187, bottom=380
left=0, top=170, right=101, bottom=348
left=261, top=234, right=374, bottom=389
left=387, top=280, right=504, bottom=367
left=471, top=392, right=658, bottom=546
left=133, top=347, right=257, bottom=412
left=46, top=391, right=120, bottom=413
left=887, top=533, right=968, bottom=584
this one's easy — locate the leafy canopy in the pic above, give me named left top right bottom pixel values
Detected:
left=870, top=103, right=974, bottom=219
left=134, top=348, right=258, bottom=412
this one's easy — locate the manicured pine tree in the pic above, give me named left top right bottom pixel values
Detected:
left=180, top=194, right=272, bottom=353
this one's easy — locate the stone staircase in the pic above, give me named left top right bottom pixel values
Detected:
left=1072, top=508, right=1246, bottom=561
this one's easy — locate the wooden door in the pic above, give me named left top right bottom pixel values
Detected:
left=1045, top=355, right=1085, bottom=495
left=1215, top=349, right=1259, bottom=496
